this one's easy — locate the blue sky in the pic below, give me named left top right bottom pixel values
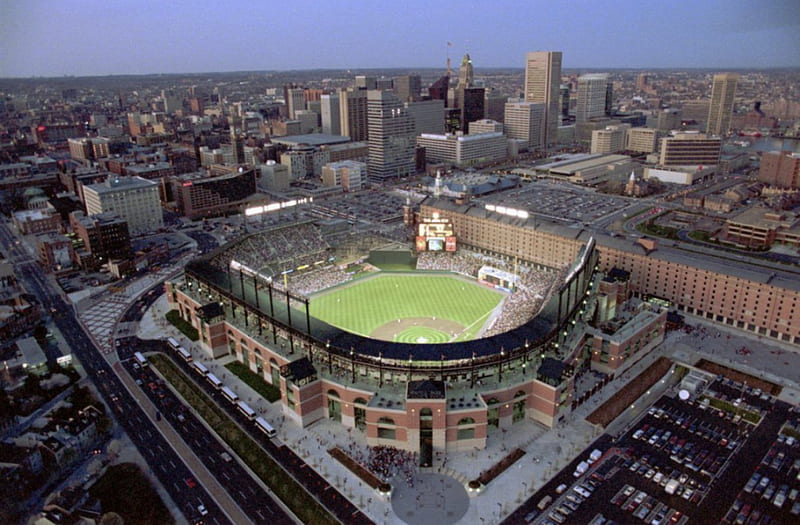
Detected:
left=1, top=0, right=798, bottom=77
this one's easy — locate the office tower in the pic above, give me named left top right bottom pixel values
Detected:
left=576, top=74, right=610, bottom=124
left=591, top=125, right=630, bottom=154
left=376, top=78, right=394, bottom=90
left=69, top=211, right=132, bottom=264
left=758, top=151, right=800, bottom=189
left=367, top=90, right=416, bottom=182
left=469, top=119, right=503, bottom=134
left=416, top=132, right=507, bottom=167
left=524, top=51, right=562, bottom=147
left=625, top=128, right=658, bottom=154
left=405, top=100, right=445, bottom=135
left=428, top=76, right=450, bottom=107
left=172, top=167, right=258, bottom=220
left=83, top=176, right=163, bottom=235
left=658, top=133, right=722, bottom=167
left=458, top=54, right=474, bottom=88
left=484, top=91, right=507, bottom=122
left=636, top=73, right=649, bottom=91
left=655, top=108, right=682, bottom=131
left=229, top=128, right=245, bottom=165
left=560, top=85, right=570, bottom=118
left=338, top=88, right=369, bottom=141
left=457, top=87, right=485, bottom=133
left=322, top=160, right=366, bottom=191
left=706, top=73, right=739, bottom=136
left=395, top=75, right=421, bottom=102
left=504, top=100, right=545, bottom=150
left=454, top=54, right=484, bottom=132
left=355, top=75, right=377, bottom=90
left=605, top=80, right=614, bottom=116
left=286, top=87, right=306, bottom=119
left=321, top=94, right=341, bottom=135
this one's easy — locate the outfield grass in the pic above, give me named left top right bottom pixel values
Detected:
left=310, top=273, right=503, bottom=341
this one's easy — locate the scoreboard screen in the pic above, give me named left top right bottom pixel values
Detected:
left=416, top=213, right=457, bottom=252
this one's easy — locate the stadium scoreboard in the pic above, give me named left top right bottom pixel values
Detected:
left=416, top=213, right=456, bottom=252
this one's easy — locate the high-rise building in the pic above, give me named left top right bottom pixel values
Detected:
left=458, top=54, right=474, bottom=88
left=590, top=125, right=630, bottom=154
left=394, top=75, right=421, bottom=102
left=457, top=87, right=485, bottom=133
left=172, top=167, right=258, bottom=220
left=559, top=85, right=570, bottom=118
left=405, top=100, right=445, bottom=135
left=453, top=54, right=484, bottom=133
left=625, top=128, right=659, bottom=154
left=322, top=160, right=366, bottom=191
left=524, top=51, right=562, bottom=147
left=320, top=94, right=341, bottom=135
left=338, top=88, right=369, bottom=141
left=428, top=76, right=450, bottom=107
left=367, top=90, right=416, bottom=182
left=69, top=211, right=132, bottom=265
left=504, top=101, right=545, bottom=150
left=416, top=132, right=507, bottom=167
left=83, top=176, right=163, bottom=235
left=758, top=151, right=800, bottom=189
left=658, top=133, right=722, bottom=167
left=286, top=87, right=306, bottom=120
left=576, top=74, right=610, bottom=124
left=355, top=75, right=377, bottom=90
left=706, top=73, right=739, bottom=136
left=469, top=119, right=503, bottom=134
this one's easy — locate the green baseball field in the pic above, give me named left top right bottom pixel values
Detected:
left=309, top=273, right=505, bottom=343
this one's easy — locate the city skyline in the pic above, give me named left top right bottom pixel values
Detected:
left=1, top=0, right=799, bottom=78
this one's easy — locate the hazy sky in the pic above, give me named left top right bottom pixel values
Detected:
left=1, top=0, right=798, bottom=77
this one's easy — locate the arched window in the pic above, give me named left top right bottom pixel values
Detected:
left=458, top=417, right=475, bottom=425
left=515, top=390, right=526, bottom=398
left=327, top=389, right=340, bottom=398
left=378, top=416, right=395, bottom=425
left=354, top=397, right=368, bottom=405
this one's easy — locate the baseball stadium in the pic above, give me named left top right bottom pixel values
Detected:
left=167, top=205, right=663, bottom=460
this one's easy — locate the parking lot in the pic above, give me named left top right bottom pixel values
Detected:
left=510, top=371, right=799, bottom=525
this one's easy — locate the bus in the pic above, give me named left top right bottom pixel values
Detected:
left=220, top=386, right=239, bottom=404
left=206, top=373, right=223, bottom=390
left=134, top=352, right=148, bottom=367
left=254, top=416, right=277, bottom=438
left=166, top=337, right=180, bottom=351
left=237, top=401, right=257, bottom=420
left=176, top=346, right=192, bottom=362
left=192, top=362, right=210, bottom=376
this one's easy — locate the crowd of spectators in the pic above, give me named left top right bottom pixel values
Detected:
left=483, top=264, right=560, bottom=336
left=417, top=249, right=563, bottom=336
left=284, top=266, right=354, bottom=296
left=213, top=222, right=329, bottom=274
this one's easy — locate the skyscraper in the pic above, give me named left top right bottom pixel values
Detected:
left=706, top=73, right=739, bottom=136
left=338, top=88, right=368, bottom=141
left=524, top=51, right=562, bottom=147
left=428, top=76, right=450, bottom=107
left=455, top=54, right=484, bottom=133
left=320, top=94, right=341, bottom=135
left=504, top=100, right=545, bottom=150
left=367, top=90, right=416, bottom=182
left=575, top=74, right=610, bottom=124
left=394, top=75, right=421, bottom=102
left=458, top=54, right=474, bottom=88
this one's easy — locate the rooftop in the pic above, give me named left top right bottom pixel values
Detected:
left=271, top=133, right=351, bottom=147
